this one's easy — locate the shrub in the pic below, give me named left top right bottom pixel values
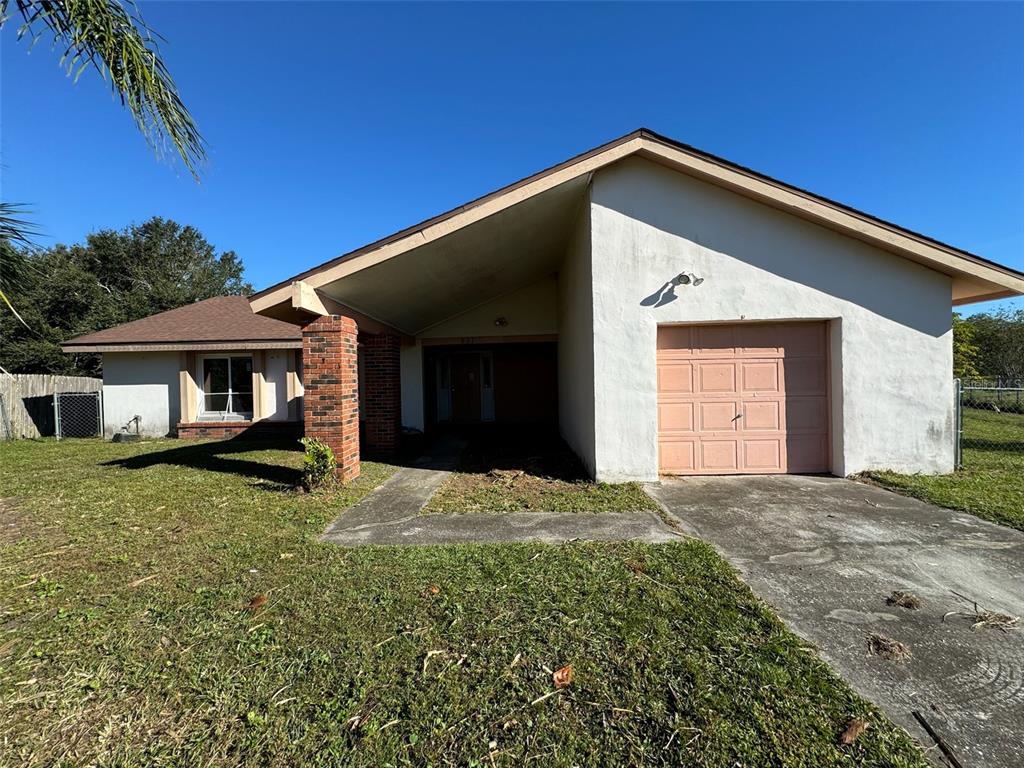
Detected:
left=299, top=437, right=336, bottom=490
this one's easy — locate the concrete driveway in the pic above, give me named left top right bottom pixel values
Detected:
left=648, top=475, right=1024, bottom=768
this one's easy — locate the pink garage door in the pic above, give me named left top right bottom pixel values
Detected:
left=657, top=322, right=830, bottom=475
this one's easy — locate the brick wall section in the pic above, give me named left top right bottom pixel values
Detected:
left=176, top=421, right=301, bottom=440
left=302, top=315, right=360, bottom=482
left=361, top=332, right=401, bottom=456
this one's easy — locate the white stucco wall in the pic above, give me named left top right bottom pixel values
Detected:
left=102, top=352, right=181, bottom=437
left=418, top=277, right=558, bottom=339
left=587, top=157, right=954, bottom=481
left=557, top=196, right=597, bottom=476
left=400, top=341, right=425, bottom=431
left=262, top=350, right=290, bottom=421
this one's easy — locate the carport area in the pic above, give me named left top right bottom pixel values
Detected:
left=648, top=475, right=1024, bottom=767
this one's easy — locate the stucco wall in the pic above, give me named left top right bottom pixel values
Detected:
left=400, top=342, right=425, bottom=431
left=588, top=157, right=954, bottom=481
left=557, top=193, right=597, bottom=475
left=102, top=352, right=181, bottom=437
left=262, top=350, right=290, bottom=421
left=418, top=277, right=558, bottom=339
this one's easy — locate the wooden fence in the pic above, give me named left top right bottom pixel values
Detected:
left=0, top=374, right=102, bottom=439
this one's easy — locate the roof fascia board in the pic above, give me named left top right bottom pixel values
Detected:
left=636, top=140, right=1024, bottom=295
left=62, top=340, right=303, bottom=353
left=249, top=137, right=644, bottom=313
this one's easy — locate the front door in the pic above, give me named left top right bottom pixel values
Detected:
left=451, top=353, right=482, bottom=423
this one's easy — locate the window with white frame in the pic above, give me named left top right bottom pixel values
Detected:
left=200, top=355, right=254, bottom=419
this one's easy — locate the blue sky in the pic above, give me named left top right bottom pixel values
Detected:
left=3, top=1, right=1022, bottom=315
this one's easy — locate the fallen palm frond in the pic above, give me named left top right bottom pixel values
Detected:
left=943, top=591, right=1019, bottom=632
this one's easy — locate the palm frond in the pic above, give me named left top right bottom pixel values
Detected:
left=3, top=0, right=206, bottom=178
left=0, top=201, right=39, bottom=246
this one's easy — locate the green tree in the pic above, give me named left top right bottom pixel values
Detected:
left=969, top=307, right=1024, bottom=379
left=0, top=218, right=251, bottom=376
left=952, top=312, right=980, bottom=379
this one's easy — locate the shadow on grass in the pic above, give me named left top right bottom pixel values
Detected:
left=104, top=438, right=303, bottom=488
left=962, top=438, right=1024, bottom=454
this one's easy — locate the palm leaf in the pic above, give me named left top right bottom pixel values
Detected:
left=2, top=0, right=206, bottom=177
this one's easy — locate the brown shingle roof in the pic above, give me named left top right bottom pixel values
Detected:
left=63, top=296, right=301, bottom=350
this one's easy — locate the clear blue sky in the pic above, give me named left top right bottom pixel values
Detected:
left=3, top=1, right=1022, bottom=315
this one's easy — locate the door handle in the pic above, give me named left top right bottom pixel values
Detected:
left=732, top=413, right=742, bottom=422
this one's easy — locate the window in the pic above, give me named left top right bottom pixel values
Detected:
left=200, top=355, right=253, bottom=419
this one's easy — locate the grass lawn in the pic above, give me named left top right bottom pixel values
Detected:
left=0, top=439, right=928, bottom=767
left=867, top=409, right=1024, bottom=532
left=423, top=432, right=661, bottom=515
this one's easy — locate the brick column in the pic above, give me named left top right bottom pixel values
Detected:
left=302, top=315, right=360, bottom=482
left=361, top=333, right=401, bottom=456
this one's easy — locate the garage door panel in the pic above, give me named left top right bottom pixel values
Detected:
left=697, top=362, right=737, bottom=393
left=784, top=359, right=827, bottom=395
left=657, top=361, right=694, bottom=393
left=786, top=397, right=828, bottom=433
left=699, top=401, right=740, bottom=431
left=694, top=325, right=737, bottom=357
left=658, top=402, right=694, bottom=432
left=738, top=324, right=784, bottom=356
left=741, top=361, right=780, bottom=393
left=657, top=325, right=694, bottom=352
left=782, top=324, right=827, bottom=358
left=658, top=322, right=829, bottom=475
left=701, top=440, right=738, bottom=471
left=787, top=434, right=829, bottom=472
left=743, top=401, right=780, bottom=431
left=743, top=439, right=782, bottom=470
left=659, top=439, right=695, bottom=472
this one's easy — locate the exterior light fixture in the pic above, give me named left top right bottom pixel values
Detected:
left=672, top=272, right=704, bottom=287
left=494, top=316, right=509, bottom=328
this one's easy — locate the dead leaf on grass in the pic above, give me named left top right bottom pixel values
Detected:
left=553, top=664, right=573, bottom=688
left=838, top=717, right=870, bottom=745
left=246, top=594, right=268, bottom=611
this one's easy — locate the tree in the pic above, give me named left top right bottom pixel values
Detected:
left=0, top=218, right=251, bottom=376
left=0, top=0, right=204, bottom=244
left=969, top=308, right=1024, bottom=380
left=952, top=312, right=980, bottom=379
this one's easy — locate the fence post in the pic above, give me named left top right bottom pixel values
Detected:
left=954, top=378, right=962, bottom=470
left=53, top=392, right=61, bottom=441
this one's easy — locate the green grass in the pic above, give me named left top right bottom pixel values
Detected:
left=423, top=433, right=662, bottom=515
left=867, top=409, right=1024, bottom=531
left=0, top=439, right=928, bottom=767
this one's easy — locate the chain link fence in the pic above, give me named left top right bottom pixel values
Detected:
left=954, top=378, right=1024, bottom=468
left=54, top=391, right=103, bottom=439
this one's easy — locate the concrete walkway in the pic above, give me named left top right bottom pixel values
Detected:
left=323, top=506, right=679, bottom=546
left=320, top=434, right=680, bottom=546
left=648, top=475, right=1024, bottom=768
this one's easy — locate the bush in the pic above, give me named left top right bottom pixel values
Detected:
left=299, top=437, right=336, bottom=490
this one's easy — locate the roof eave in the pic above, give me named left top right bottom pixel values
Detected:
left=249, top=129, right=1024, bottom=316
left=62, top=340, right=303, bottom=353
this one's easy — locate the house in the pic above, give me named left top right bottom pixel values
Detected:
left=62, top=296, right=303, bottom=439
left=64, top=129, right=1024, bottom=482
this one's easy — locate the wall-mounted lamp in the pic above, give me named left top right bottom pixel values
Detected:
left=494, top=316, right=509, bottom=328
left=672, top=272, right=704, bottom=287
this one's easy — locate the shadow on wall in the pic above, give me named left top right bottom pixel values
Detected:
left=21, top=395, right=56, bottom=436
left=641, top=282, right=679, bottom=308
left=605, top=159, right=952, bottom=338
left=104, top=435, right=303, bottom=488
